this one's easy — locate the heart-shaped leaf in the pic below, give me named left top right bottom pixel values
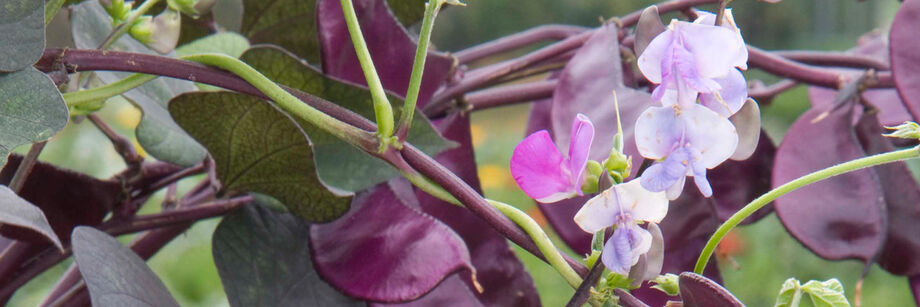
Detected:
left=854, top=112, right=920, bottom=276
left=71, top=0, right=206, bottom=167
left=0, top=186, right=61, bottom=249
left=0, top=67, right=68, bottom=168
left=240, top=46, right=453, bottom=192
left=890, top=0, right=920, bottom=122
left=0, top=155, right=121, bottom=246
left=773, top=105, right=885, bottom=262
left=309, top=181, right=473, bottom=303
left=170, top=92, right=352, bottom=222
left=240, top=0, right=322, bottom=64
left=372, top=274, right=484, bottom=307
left=678, top=272, right=744, bottom=307
left=317, top=0, right=454, bottom=108
left=415, top=114, right=540, bottom=306
left=213, top=201, right=362, bottom=306
left=71, top=226, right=180, bottom=307
left=0, top=0, right=44, bottom=72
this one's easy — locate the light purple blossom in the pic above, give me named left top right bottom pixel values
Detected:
left=511, top=114, right=594, bottom=203
left=573, top=180, right=668, bottom=274
left=637, top=11, right=748, bottom=113
left=634, top=104, right=738, bottom=199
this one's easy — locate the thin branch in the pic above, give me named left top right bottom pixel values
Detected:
left=104, top=196, right=251, bottom=235
left=87, top=114, right=144, bottom=169
left=748, top=79, right=799, bottom=103
left=619, top=0, right=722, bottom=27
left=566, top=260, right=606, bottom=307
left=455, top=25, right=587, bottom=64
left=466, top=80, right=556, bottom=111
left=773, top=51, right=889, bottom=70
left=747, top=46, right=894, bottom=89
left=8, top=142, right=47, bottom=193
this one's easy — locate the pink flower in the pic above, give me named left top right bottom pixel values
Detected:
left=510, top=114, right=594, bottom=203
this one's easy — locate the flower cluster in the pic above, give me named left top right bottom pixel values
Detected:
left=635, top=10, right=751, bottom=199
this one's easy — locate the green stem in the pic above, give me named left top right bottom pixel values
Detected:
left=339, top=0, right=395, bottom=144
left=396, top=0, right=447, bottom=141
left=487, top=200, right=583, bottom=288
left=44, top=0, right=67, bottom=25
left=399, top=170, right=462, bottom=206
left=63, top=73, right=156, bottom=111
left=182, top=53, right=376, bottom=150
left=694, top=146, right=920, bottom=273
left=100, top=0, right=163, bottom=50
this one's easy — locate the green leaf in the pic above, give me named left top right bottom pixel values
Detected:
left=802, top=279, right=851, bottom=307
left=0, top=67, right=68, bottom=167
left=651, top=273, right=681, bottom=296
left=240, top=46, right=454, bottom=192
left=71, top=226, right=180, bottom=307
left=240, top=0, right=321, bottom=64
left=0, top=0, right=44, bottom=72
left=213, top=202, right=362, bottom=306
left=169, top=92, right=352, bottom=222
left=0, top=185, right=62, bottom=249
left=175, top=32, right=250, bottom=58
left=71, top=0, right=206, bottom=167
left=386, top=0, right=427, bottom=27
left=774, top=278, right=801, bottom=307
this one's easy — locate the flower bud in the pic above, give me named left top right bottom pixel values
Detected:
left=167, top=0, right=216, bottom=17
left=129, top=9, right=182, bottom=54
left=581, top=160, right=603, bottom=194
left=102, top=0, right=133, bottom=22
left=603, top=148, right=632, bottom=184
left=885, top=121, right=920, bottom=140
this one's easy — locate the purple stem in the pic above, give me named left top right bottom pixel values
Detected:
left=466, top=80, right=556, bottom=111
left=747, top=46, right=894, bottom=89
left=455, top=25, right=587, bottom=64
left=565, top=260, right=606, bottom=307
left=772, top=50, right=889, bottom=70
left=748, top=79, right=798, bottom=103
left=103, top=196, right=251, bottom=236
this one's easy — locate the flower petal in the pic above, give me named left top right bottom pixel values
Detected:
left=639, top=156, right=685, bottom=193
left=665, top=176, right=686, bottom=200
left=635, top=106, right=682, bottom=160
left=573, top=189, right=619, bottom=233
left=692, top=164, right=713, bottom=197
left=637, top=30, right=675, bottom=84
left=615, top=180, right=669, bottom=224
left=568, top=114, right=595, bottom=192
left=681, top=105, right=739, bottom=168
left=699, top=69, right=748, bottom=117
left=602, top=224, right=652, bottom=275
left=510, top=131, right=576, bottom=203
left=677, top=22, right=742, bottom=79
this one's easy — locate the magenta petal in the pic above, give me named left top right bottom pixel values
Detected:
left=568, top=114, right=595, bottom=192
left=511, top=130, right=576, bottom=203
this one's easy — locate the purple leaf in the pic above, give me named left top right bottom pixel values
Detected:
left=773, top=105, right=886, bottom=262
left=317, top=0, right=454, bottom=108
left=72, top=227, right=180, bottom=307
left=854, top=112, right=920, bottom=276
left=213, top=202, right=362, bottom=306
left=416, top=114, right=541, bottom=306
left=372, top=274, right=484, bottom=307
left=550, top=24, right=648, bottom=166
left=707, top=132, right=776, bottom=224
left=0, top=155, right=121, bottom=246
left=890, top=0, right=920, bottom=122
left=910, top=275, right=920, bottom=306
left=678, top=272, right=743, bottom=307
left=309, top=182, right=474, bottom=303
left=539, top=195, right=593, bottom=255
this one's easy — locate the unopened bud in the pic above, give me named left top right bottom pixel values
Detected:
left=168, top=0, right=216, bottom=17
left=603, top=148, right=632, bottom=184
left=581, top=160, right=603, bottom=194
left=885, top=121, right=920, bottom=140
left=139, top=9, right=182, bottom=54
left=102, top=0, right=132, bottom=22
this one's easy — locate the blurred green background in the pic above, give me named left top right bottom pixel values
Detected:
left=10, top=0, right=916, bottom=306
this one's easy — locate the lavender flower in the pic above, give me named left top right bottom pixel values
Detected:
left=573, top=180, right=668, bottom=274
left=634, top=105, right=738, bottom=199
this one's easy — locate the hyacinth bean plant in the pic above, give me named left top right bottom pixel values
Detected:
left=0, top=0, right=919, bottom=305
